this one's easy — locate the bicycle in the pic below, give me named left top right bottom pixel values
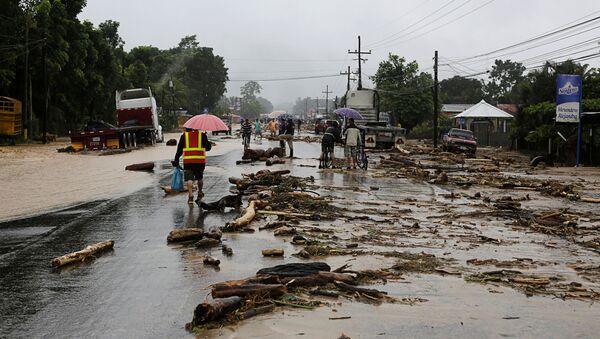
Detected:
left=320, top=145, right=333, bottom=169
left=355, top=128, right=368, bottom=170
left=242, top=132, right=251, bottom=151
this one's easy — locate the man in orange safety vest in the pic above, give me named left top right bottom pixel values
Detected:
left=172, top=128, right=212, bottom=206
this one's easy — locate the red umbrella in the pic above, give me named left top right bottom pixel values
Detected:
left=183, top=113, right=229, bottom=131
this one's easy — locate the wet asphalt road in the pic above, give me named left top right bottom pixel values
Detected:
left=0, top=139, right=323, bottom=338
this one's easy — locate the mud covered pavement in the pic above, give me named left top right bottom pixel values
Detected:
left=1, top=137, right=600, bottom=338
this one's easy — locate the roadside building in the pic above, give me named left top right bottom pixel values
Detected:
left=454, top=100, right=514, bottom=147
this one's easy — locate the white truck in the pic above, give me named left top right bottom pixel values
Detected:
left=345, top=88, right=406, bottom=149
left=115, top=88, right=163, bottom=147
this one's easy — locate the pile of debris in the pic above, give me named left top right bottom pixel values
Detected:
left=186, top=262, right=397, bottom=332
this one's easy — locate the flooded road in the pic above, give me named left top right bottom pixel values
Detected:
left=2, top=137, right=600, bottom=338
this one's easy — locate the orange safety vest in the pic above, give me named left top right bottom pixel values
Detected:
left=183, top=130, right=206, bottom=165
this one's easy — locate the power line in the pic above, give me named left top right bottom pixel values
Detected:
left=372, top=0, right=479, bottom=50
left=366, top=0, right=459, bottom=48
left=452, top=13, right=600, bottom=63
left=381, top=0, right=496, bottom=48
left=228, top=74, right=343, bottom=82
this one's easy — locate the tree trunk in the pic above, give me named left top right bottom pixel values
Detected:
left=262, top=248, right=284, bottom=257
left=189, top=296, right=242, bottom=326
left=51, top=240, right=114, bottom=267
left=211, top=283, right=287, bottom=299
left=167, top=229, right=204, bottom=243
left=125, top=162, right=155, bottom=171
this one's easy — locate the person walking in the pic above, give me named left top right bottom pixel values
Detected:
left=254, top=118, right=262, bottom=140
left=296, top=119, right=302, bottom=135
left=241, top=118, right=252, bottom=149
left=282, top=118, right=295, bottom=158
left=172, top=128, right=212, bottom=206
left=343, top=118, right=361, bottom=169
left=267, top=119, right=277, bottom=137
left=278, top=119, right=287, bottom=151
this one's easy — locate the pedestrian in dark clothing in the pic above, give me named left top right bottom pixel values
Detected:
left=278, top=119, right=287, bottom=150
left=173, top=128, right=212, bottom=206
left=280, top=118, right=295, bottom=158
left=296, top=119, right=302, bottom=135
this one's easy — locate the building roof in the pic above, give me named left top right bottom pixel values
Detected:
left=454, top=100, right=514, bottom=119
left=441, top=104, right=474, bottom=113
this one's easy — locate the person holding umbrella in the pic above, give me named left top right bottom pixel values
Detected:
left=343, top=118, right=361, bottom=169
left=172, top=128, right=212, bottom=205
left=172, top=110, right=226, bottom=206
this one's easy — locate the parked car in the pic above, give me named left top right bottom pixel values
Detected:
left=442, top=128, right=477, bottom=154
left=314, top=119, right=327, bottom=134
left=212, top=123, right=231, bottom=136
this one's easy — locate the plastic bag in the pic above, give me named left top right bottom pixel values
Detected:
left=171, top=167, right=184, bottom=191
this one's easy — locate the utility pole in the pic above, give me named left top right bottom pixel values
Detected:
left=305, top=97, right=309, bottom=119
left=348, top=35, right=371, bottom=90
left=322, top=85, right=332, bottom=117
left=42, top=36, right=48, bottom=143
left=316, top=97, right=319, bottom=116
left=433, top=50, right=439, bottom=148
left=23, top=12, right=30, bottom=139
left=340, top=66, right=357, bottom=92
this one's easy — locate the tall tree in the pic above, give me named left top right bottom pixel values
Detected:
left=440, top=76, right=484, bottom=104
left=372, top=54, right=433, bottom=130
left=180, top=47, right=228, bottom=114
left=240, top=81, right=263, bottom=118
left=484, top=59, right=525, bottom=103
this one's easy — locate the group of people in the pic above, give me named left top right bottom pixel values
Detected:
left=172, top=117, right=360, bottom=208
left=320, top=118, right=362, bottom=169
left=242, top=118, right=298, bottom=157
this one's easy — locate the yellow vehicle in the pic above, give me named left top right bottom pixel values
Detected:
left=0, top=97, right=22, bottom=137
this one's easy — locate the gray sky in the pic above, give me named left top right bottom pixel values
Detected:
left=80, top=0, right=600, bottom=109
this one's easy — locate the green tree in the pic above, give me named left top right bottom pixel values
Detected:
left=180, top=47, right=228, bottom=114
left=257, top=97, right=274, bottom=113
left=126, top=60, right=149, bottom=88
left=440, top=76, right=484, bottom=104
left=372, top=54, right=433, bottom=130
left=240, top=81, right=263, bottom=118
left=484, top=59, right=525, bottom=103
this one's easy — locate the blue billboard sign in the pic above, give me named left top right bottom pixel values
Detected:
left=556, top=74, right=582, bottom=123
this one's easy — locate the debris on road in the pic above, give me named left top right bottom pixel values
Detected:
left=51, top=240, right=114, bottom=268
left=125, top=162, right=154, bottom=171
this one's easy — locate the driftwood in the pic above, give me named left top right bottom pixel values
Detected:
left=238, top=304, right=275, bottom=320
left=333, top=281, right=388, bottom=299
left=189, top=296, right=242, bottom=326
left=281, top=273, right=333, bottom=287
left=226, top=200, right=267, bottom=230
left=125, top=162, right=154, bottom=171
left=243, top=147, right=285, bottom=160
left=257, top=262, right=331, bottom=277
left=200, top=194, right=242, bottom=211
left=167, top=229, right=204, bottom=242
left=262, top=248, right=285, bottom=257
left=51, top=240, right=114, bottom=267
left=211, top=283, right=287, bottom=298
left=210, top=275, right=282, bottom=291
left=580, top=197, right=600, bottom=203
left=310, top=289, right=340, bottom=298
left=266, top=157, right=286, bottom=166
left=195, top=238, right=221, bottom=248
left=258, top=210, right=315, bottom=219
left=166, top=139, right=177, bottom=146
left=203, top=255, right=221, bottom=266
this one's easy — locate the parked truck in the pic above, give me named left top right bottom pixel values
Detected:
left=70, top=88, right=163, bottom=151
left=344, top=88, right=406, bottom=149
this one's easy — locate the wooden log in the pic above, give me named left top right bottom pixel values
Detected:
left=318, top=271, right=357, bottom=285
left=238, top=304, right=276, bottom=320
left=166, top=139, right=177, bottom=146
left=580, top=197, right=600, bottom=203
left=203, top=255, right=221, bottom=266
left=310, top=289, right=340, bottom=298
left=262, top=248, right=284, bottom=257
left=167, top=229, right=204, bottom=243
left=281, top=273, right=333, bottom=287
left=211, top=275, right=282, bottom=291
left=189, top=296, right=242, bottom=326
left=51, top=240, right=114, bottom=267
left=257, top=262, right=331, bottom=277
left=266, top=157, right=285, bottom=166
left=230, top=200, right=258, bottom=228
left=211, top=283, right=287, bottom=299
left=125, top=162, right=154, bottom=171
left=333, top=281, right=387, bottom=299
left=195, top=238, right=221, bottom=248
left=258, top=210, right=315, bottom=218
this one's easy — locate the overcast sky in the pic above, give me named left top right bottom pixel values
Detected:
left=80, top=0, right=600, bottom=109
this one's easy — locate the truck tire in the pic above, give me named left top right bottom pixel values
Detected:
left=121, top=133, right=128, bottom=149
left=132, top=132, right=137, bottom=148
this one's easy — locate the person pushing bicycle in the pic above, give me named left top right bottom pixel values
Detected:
left=319, top=121, right=341, bottom=168
left=241, top=118, right=252, bottom=149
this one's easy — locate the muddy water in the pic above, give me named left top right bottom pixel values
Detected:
left=2, top=137, right=600, bottom=338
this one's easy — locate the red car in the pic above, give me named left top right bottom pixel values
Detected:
left=442, top=128, right=477, bottom=154
left=314, top=119, right=327, bottom=134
